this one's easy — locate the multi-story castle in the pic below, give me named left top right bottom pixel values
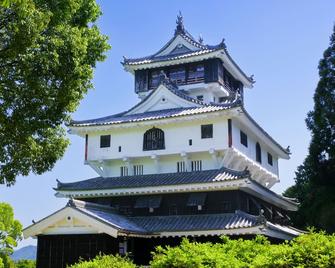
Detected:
left=24, top=14, right=301, bottom=268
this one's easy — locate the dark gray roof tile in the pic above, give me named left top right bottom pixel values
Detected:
left=56, top=167, right=249, bottom=192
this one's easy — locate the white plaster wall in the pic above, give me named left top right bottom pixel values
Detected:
left=87, top=119, right=228, bottom=161
left=85, top=118, right=228, bottom=177
left=231, top=120, right=279, bottom=176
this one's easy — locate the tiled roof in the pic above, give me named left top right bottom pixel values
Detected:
left=72, top=200, right=146, bottom=234
left=56, top=167, right=250, bottom=191
left=69, top=79, right=241, bottom=127
left=130, top=212, right=259, bottom=232
left=123, top=48, right=222, bottom=66
left=68, top=200, right=301, bottom=239
left=122, top=14, right=253, bottom=84
left=70, top=200, right=260, bottom=234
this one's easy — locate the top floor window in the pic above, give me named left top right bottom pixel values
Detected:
left=169, top=67, right=186, bottom=84
left=256, top=142, right=262, bottom=163
left=188, top=64, right=204, bottom=83
left=201, top=124, right=213, bottom=139
left=149, top=70, right=161, bottom=89
left=143, top=127, right=165, bottom=151
left=100, top=135, right=111, bottom=148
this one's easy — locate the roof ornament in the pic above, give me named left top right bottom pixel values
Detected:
left=175, top=11, right=185, bottom=36
left=219, top=38, right=227, bottom=49
left=286, top=146, right=291, bottom=154
left=198, top=34, right=204, bottom=44
left=249, top=74, right=256, bottom=84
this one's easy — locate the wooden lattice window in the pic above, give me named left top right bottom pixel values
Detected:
left=256, top=142, right=262, bottom=163
left=143, top=128, right=165, bottom=151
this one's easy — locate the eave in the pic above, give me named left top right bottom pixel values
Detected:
left=123, top=49, right=253, bottom=88
left=55, top=178, right=298, bottom=211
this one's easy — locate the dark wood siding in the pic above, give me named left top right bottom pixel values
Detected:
left=36, top=234, right=120, bottom=268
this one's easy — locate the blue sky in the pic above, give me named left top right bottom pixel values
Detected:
left=1, top=0, right=335, bottom=248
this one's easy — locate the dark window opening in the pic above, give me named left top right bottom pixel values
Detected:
left=133, top=165, right=143, bottom=175
left=218, top=97, right=225, bottom=103
left=201, top=124, right=213, bottom=139
left=256, top=142, right=262, bottom=163
left=196, top=95, right=204, bottom=101
left=169, top=67, right=186, bottom=84
left=191, top=160, right=202, bottom=171
left=189, top=139, right=192, bottom=146
left=268, top=153, right=273, bottom=166
left=120, top=166, right=128, bottom=176
left=177, top=161, right=186, bottom=173
left=188, top=64, right=204, bottom=83
left=100, top=135, right=111, bottom=148
left=143, top=127, right=165, bottom=151
left=240, top=131, right=248, bottom=147
left=149, top=70, right=161, bottom=89
left=221, top=201, right=231, bottom=212
left=118, top=146, right=122, bottom=152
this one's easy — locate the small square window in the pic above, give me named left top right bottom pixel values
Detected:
left=219, top=97, right=225, bottom=103
left=196, top=95, right=204, bottom=101
left=100, top=135, right=111, bottom=148
left=201, top=124, right=213, bottom=139
left=240, top=131, right=248, bottom=147
left=268, top=153, right=273, bottom=166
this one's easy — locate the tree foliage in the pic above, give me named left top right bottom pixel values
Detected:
left=0, top=0, right=110, bottom=185
left=284, top=24, right=335, bottom=232
left=67, top=254, right=135, bottom=268
left=150, top=232, right=335, bottom=268
left=14, top=259, right=35, bottom=268
left=0, top=203, right=22, bottom=268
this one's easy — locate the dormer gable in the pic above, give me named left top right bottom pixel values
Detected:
left=126, top=80, right=202, bottom=115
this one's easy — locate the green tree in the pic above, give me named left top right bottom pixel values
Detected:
left=0, top=0, right=110, bottom=185
left=0, top=203, right=22, bottom=268
left=284, top=24, right=335, bottom=232
left=67, top=254, right=136, bottom=268
left=15, top=259, right=35, bottom=268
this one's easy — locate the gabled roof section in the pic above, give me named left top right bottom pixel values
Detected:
left=122, top=13, right=254, bottom=88
left=24, top=199, right=302, bottom=240
left=69, top=78, right=242, bottom=128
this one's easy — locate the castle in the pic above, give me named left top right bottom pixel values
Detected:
left=23, top=14, right=301, bottom=267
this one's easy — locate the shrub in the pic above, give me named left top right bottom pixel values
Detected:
left=67, top=254, right=135, bottom=268
left=150, top=232, right=335, bottom=268
left=15, top=259, right=36, bottom=268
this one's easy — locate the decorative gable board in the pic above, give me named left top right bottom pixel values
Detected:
left=155, top=35, right=200, bottom=57
left=126, top=84, right=201, bottom=115
left=23, top=207, right=118, bottom=238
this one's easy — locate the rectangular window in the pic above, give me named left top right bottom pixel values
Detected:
left=188, top=64, right=204, bottom=83
left=268, top=153, right=273, bottom=166
left=169, top=67, right=186, bottom=84
left=240, top=131, right=248, bottom=147
left=196, top=95, right=204, bottom=101
left=100, top=135, right=111, bottom=148
left=191, top=160, right=202, bottom=171
left=133, top=165, right=143, bottom=175
left=177, top=161, right=186, bottom=173
left=201, top=124, right=213, bottom=139
left=118, top=146, right=122, bottom=152
left=149, top=70, right=161, bottom=89
left=218, top=97, right=225, bottom=103
left=189, top=139, right=192, bottom=146
left=120, top=166, right=128, bottom=176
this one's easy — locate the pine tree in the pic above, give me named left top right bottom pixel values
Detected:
left=285, top=24, right=335, bottom=232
